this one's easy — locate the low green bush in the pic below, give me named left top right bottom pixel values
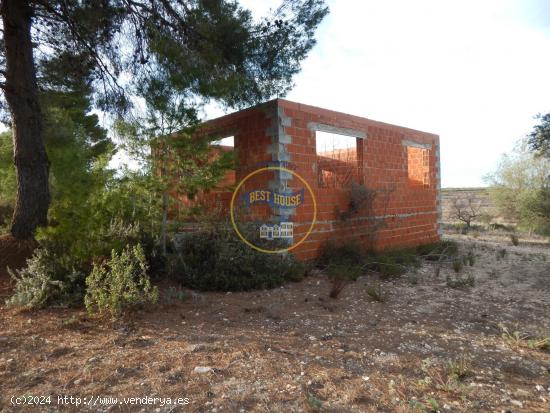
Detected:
left=326, top=263, right=363, bottom=298
left=452, top=258, right=464, bottom=273
left=317, top=240, right=456, bottom=280
left=363, top=248, right=421, bottom=279
left=316, top=239, right=365, bottom=267
left=85, top=243, right=158, bottom=317
left=168, top=226, right=307, bottom=291
left=446, top=273, right=475, bottom=288
left=366, top=281, right=385, bottom=302
left=7, top=249, right=85, bottom=309
left=497, top=248, right=507, bottom=259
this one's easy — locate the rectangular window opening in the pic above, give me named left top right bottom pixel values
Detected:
left=211, top=135, right=235, bottom=186
left=407, top=146, right=430, bottom=188
left=212, top=135, right=234, bottom=147
left=315, top=131, right=360, bottom=188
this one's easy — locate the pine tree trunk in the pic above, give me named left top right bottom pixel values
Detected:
left=1, top=0, right=50, bottom=239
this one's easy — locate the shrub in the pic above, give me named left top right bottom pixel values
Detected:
left=466, top=251, right=475, bottom=266
left=365, top=249, right=421, bottom=279
left=326, top=263, right=363, bottom=298
left=316, top=239, right=365, bottom=267
left=85, top=244, right=159, bottom=317
left=366, top=281, right=385, bottom=302
left=7, top=249, right=85, bottom=309
left=452, top=259, right=463, bottom=273
left=318, top=240, right=456, bottom=284
left=510, top=234, right=519, bottom=246
left=163, top=286, right=189, bottom=304
left=169, top=226, right=307, bottom=291
left=446, top=273, right=475, bottom=289
left=447, top=356, right=472, bottom=381
left=349, top=182, right=375, bottom=213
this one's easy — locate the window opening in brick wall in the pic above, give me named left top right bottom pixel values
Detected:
left=407, top=146, right=430, bottom=188
left=212, top=135, right=234, bottom=147
left=315, top=131, right=360, bottom=188
left=211, top=136, right=235, bottom=186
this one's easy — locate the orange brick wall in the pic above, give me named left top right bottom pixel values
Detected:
left=176, top=99, right=441, bottom=260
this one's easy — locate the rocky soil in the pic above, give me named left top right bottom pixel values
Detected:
left=0, top=232, right=549, bottom=412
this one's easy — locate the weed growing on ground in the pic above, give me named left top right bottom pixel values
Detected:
left=500, top=324, right=550, bottom=352
left=419, top=357, right=468, bottom=395
left=465, top=251, right=475, bottom=266
left=307, top=393, right=323, bottom=411
left=447, top=356, right=473, bottom=381
left=163, top=286, right=189, bottom=304
left=452, top=259, right=463, bottom=273
left=510, top=234, right=519, bottom=246
left=317, top=239, right=364, bottom=267
left=487, top=269, right=499, bottom=278
left=366, top=281, right=385, bottom=302
left=327, top=263, right=363, bottom=298
left=446, top=273, right=475, bottom=289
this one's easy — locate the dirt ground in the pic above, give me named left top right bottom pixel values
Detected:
left=1, top=231, right=549, bottom=412
left=0, top=234, right=37, bottom=278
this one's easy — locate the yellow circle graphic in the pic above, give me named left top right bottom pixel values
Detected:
left=230, top=166, right=317, bottom=254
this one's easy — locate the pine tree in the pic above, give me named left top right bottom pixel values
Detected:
left=0, top=0, right=328, bottom=239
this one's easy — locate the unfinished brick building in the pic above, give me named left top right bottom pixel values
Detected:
left=179, top=99, right=442, bottom=260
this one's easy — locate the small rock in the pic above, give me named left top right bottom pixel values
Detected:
left=74, top=378, right=83, bottom=385
left=185, top=344, right=198, bottom=352
left=510, top=400, right=523, bottom=408
left=513, top=389, right=530, bottom=397
left=194, top=366, right=212, bottom=373
left=535, top=384, right=544, bottom=392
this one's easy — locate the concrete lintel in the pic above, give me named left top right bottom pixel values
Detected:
left=402, top=139, right=432, bottom=149
left=307, top=122, right=367, bottom=139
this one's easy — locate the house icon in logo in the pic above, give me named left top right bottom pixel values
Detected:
left=259, top=222, right=293, bottom=240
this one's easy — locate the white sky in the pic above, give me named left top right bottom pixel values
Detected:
left=207, top=0, right=550, bottom=188
left=315, top=131, right=356, bottom=152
